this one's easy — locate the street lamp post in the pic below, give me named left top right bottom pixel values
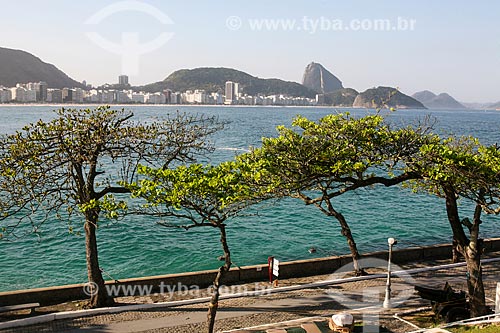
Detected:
left=383, top=237, right=397, bottom=309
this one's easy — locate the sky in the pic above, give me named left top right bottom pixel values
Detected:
left=1, top=0, right=499, bottom=103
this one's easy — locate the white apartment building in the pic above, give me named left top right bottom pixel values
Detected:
left=87, top=90, right=102, bottom=103
left=11, top=87, right=26, bottom=102
left=25, top=89, right=37, bottom=102
left=129, top=92, right=145, bottom=103
left=193, top=90, right=208, bottom=104
left=145, top=92, right=166, bottom=104
left=211, top=92, right=224, bottom=105
left=116, top=91, right=130, bottom=103
left=102, top=91, right=115, bottom=103
left=171, top=92, right=181, bottom=104
left=224, top=81, right=240, bottom=104
left=74, top=88, right=84, bottom=103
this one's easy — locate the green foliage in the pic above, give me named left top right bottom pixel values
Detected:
left=125, top=160, right=267, bottom=226
left=323, top=88, right=359, bottom=106
left=0, top=105, right=222, bottom=238
left=408, top=135, right=500, bottom=205
left=242, top=112, right=430, bottom=197
left=79, top=195, right=128, bottom=219
left=354, top=86, right=426, bottom=109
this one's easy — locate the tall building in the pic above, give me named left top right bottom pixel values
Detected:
left=62, top=88, right=74, bottom=102
left=163, top=89, right=172, bottom=103
left=26, top=82, right=38, bottom=91
left=51, top=89, right=63, bottom=103
left=11, top=87, right=26, bottom=102
left=74, top=88, right=84, bottom=103
left=38, top=82, right=48, bottom=102
left=119, top=75, right=129, bottom=86
left=116, top=91, right=130, bottom=103
left=234, top=82, right=239, bottom=97
left=225, top=81, right=238, bottom=105
left=25, top=89, right=37, bottom=102
left=193, top=90, right=208, bottom=104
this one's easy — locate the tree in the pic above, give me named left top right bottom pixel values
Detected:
left=407, top=136, right=500, bottom=316
left=125, top=161, right=265, bottom=333
left=242, top=113, right=429, bottom=274
left=0, top=106, right=222, bottom=307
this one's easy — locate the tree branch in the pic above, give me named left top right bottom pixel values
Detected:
left=96, top=186, right=131, bottom=199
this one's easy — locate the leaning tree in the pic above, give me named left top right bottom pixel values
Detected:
left=0, top=106, right=222, bottom=307
left=242, top=113, right=430, bottom=274
left=406, top=136, right=500, bottom=317
left=125, top=160, right=267, bottom=333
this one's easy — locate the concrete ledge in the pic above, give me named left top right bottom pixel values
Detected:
left=0, top=238, right=498, bottom=307
left=0, top=313, right=56, bottom=329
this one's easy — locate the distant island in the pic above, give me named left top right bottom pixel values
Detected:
left=412, top=90, right=467, bottom=109
left=353, top=87, right=426, bottom=109
left=0, top=46, right=496, bottom=109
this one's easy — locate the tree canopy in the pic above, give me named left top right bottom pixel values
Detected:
left=0, top=106, right=223, bottom=307
left=405, top=135, right=500, bottom=316
left=240, top=112, right=431, bottom=273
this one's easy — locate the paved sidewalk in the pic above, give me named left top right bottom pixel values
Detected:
left=1, top=253, right=499, bottom=333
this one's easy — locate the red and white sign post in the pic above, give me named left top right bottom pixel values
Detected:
left=268, top=256, right=280, bottom=287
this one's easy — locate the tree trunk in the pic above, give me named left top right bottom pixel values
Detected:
left=442, top=185, right=487, bottom=317
left=84, top=210, right=113, bottom=308
left=300, top=192, right=364, bottom=275
left=464, top=246, right=488, bottom=317
left=452, top=238, right=461, bottom=263
left=324, top=200, right=364, bottom=275
left=207, top=224, right=232, bottom=333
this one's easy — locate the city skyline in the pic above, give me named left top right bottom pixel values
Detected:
left=1, top=0, right=499, bottom=102
left=0, top=78, right=317, bottom=106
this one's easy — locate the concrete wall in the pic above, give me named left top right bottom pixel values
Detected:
left=1, top=238, right=499, bottom=306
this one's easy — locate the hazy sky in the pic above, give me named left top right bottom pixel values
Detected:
left=1, top=0, right=499, bottom=102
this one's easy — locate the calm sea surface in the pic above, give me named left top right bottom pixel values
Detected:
left=0, top=105, right=499, bottom=291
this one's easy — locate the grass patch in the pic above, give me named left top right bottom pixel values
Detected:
left=405, top=311, right=439, bottom=328
left=448, top=323, right=500, bottom=333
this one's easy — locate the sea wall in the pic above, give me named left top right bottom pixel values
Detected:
left=1, top=238, right=499, bottom=306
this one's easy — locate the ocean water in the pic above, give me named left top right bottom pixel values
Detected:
left=0, top=105, right=499, bottom=292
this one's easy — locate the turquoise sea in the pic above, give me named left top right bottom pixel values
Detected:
left=0, top=105, right=499, bottom=292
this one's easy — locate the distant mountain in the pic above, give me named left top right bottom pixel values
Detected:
left=137, top=67, right=316, bottom=98
left=301, top=62, right=343, bottom=93
left=412, top=90, right=466, bottom=109
left=353, top=86, right=426, bottom=109
left=0, top=47, right=84, bottom=89
left=323, top=88, right=358, bottom=106
left=488, top=101, right=500, bottom=109
left=412, top=90, right=437, bottom=104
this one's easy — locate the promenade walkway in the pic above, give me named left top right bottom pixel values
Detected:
left=1, top=252, right=499, bottom=333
